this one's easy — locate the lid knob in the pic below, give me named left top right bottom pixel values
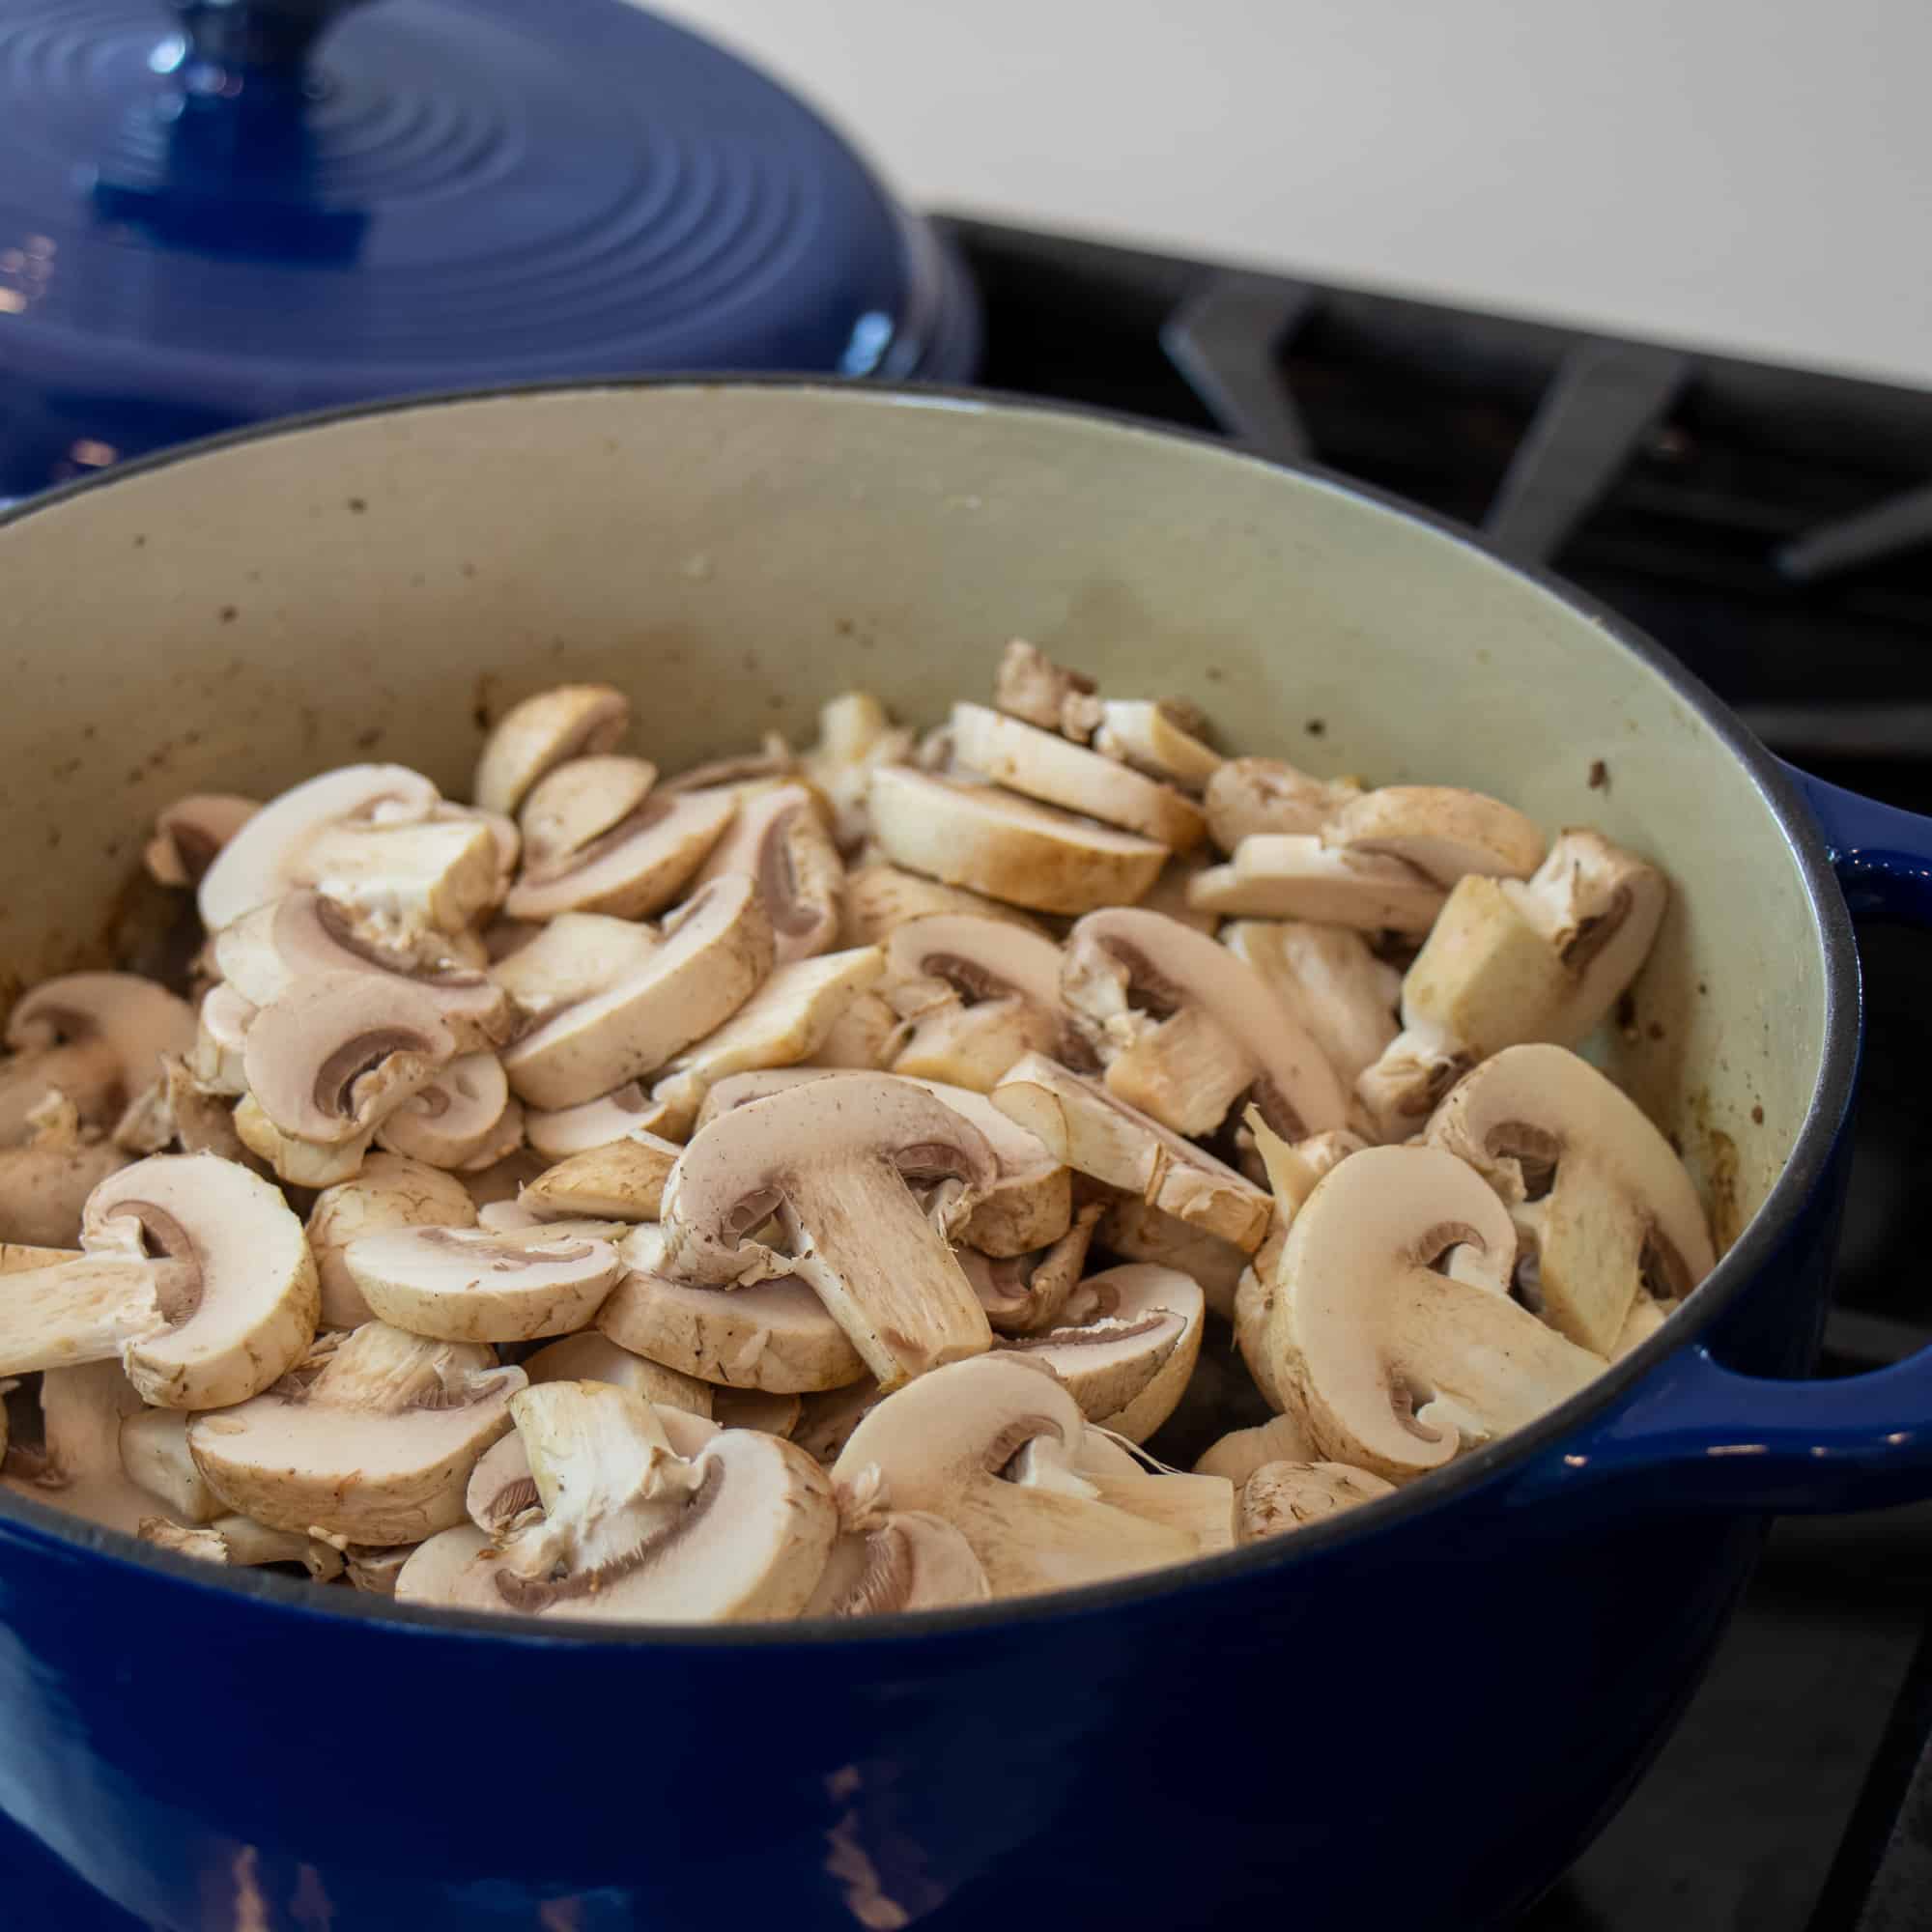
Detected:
left=168, top=0, right=374, bottom=92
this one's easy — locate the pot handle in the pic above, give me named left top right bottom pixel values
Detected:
left=1517, top=767, right=1932, bottom=1512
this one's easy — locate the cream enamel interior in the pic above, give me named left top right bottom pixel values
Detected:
left=0, top=384, right=1821, bottom=1250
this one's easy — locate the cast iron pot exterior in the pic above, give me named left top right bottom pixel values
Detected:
left=0, top=384, right=1927, bottom=1932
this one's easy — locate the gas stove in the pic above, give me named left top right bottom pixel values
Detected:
left=941, top=213, right=1932, bottom=1932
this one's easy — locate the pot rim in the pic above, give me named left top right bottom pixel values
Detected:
left=0, top=374, right=1861, bottom=1648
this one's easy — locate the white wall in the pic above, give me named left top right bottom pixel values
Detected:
left=660, top=0, right=1932, bottom=385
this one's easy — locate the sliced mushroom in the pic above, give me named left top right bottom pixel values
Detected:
left=120, top=1407, right=223, bottom=1522
left=1193, top=1414, right=1320, bottom=1487
left=1133, top=853, right=1221, bottom=935
left=432, top=1381, right=838, bottom=1622
left=473, top=684, right=631, bottom=818
left=1094, top=1197, right=1247, bottom=1321
left=523, top=1330, right=714, bottom=1418
left=1239, top=1461, right=1394, bottom=1541
left=663, top=735, right=797, bottom=799
left=868, top=769, right=1168, bottom=916
left=1000, top=1264, right=1204, bottom=1442
left=961, top=1203, right=1102, bottom=1334
left=1222, top=921, right=1402, bottom=1089
left=520, top=1132, right=679, bottom=1221
left=523, top=1083, right=668, bottom=1159
left=505, top=781, right=737, bottom=923
left=800, top=693, right=915, bottom=853
left=1204, top=756, right=1361, bottom=852
left=887, top=997, right=1050, bottom=1094
left=1064, top=907, right=1350, bottom=1141
left=187, top=1321, right=525, bottom=1541
left=2, top=1361, right=156, bottom=1534
left=518, top=754, right=658, bottom=868
left=0, top=1095, right=132, bottom=1248
left=596, top=1222, right=868, bottom=1393
left=661, top=1074, right=997, bottom=1391
left=692, top=782, right=845, bottom=964
left=502, top=874, right=774, bottom=1111
left=0, top=974, right=198, bottom=1142
left=810, top=991, right=900, bottom=1070
left=992, top=639, right=1102, bottom=741
left=394, top=1523, right=494, bottom=1603
left=145, top=795, right=260, bottom=889
left=884, top=913, right=1083, bottom=1084
left=792, top=1378, right=885, bottom=1463
left=1092, top=700, right=1223, bottom=794
left=140, top=1514, right=344, bottom=1580
left=1425, top=1043, right=1715, bottom=1355
left=1324, top=786, right=1545, bottom=886
left=306, top=1153, right=480, bottom=1329
left=838, top=862, right=1051, bottom=948
left=1006, top=1445, right=1236, bottom=1556
left=992, top=1054, right=1271, bottom=1252
left=709, top=1386, right=803, bottom=1437
left=374, top=1055, right=518, bottom=1172
left=1612, top=1291, right=1673, bottom=1359
left=462, top=1147, right=550, bottom=1211
left=950, top=703, right=1207, bottom=850
left=146, top=1056, right=260, bottom=1169
left=804, top=1480, right=991, bottom=1616
left=1262, top=1145, right=1605, bottom=1481
left=298, top=813, right=505, bottom=939
left=344, top=1223, right=624, bottom=1343
left=489, top=912, right=661, bottom=1023
left=0, top=1153, right=317, bottom=1409
left=233, top=1094, right=373, bottom=1189
left=1360, top=833, right=1669, bottom=1139
left=198, top=764, right=442, bottom=933
left=833, top=1354, right=1195, bottom=1599
left=215, top=890, right=516, bottom=1051
left=192, top=984, right=255, bottom=1097
left=1187, top=836, right=1447, bottom=933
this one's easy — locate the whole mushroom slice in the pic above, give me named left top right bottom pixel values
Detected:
left=1095, top=1197, right=1247, bottom=1321
left=473, top=683, right=632, bottom=818
left=145, top=794, right=260, bottom=889
left=1187, top=836, right=1447, bottom=933
left=992, top=1054, right=1271, bottom=1253
left=1000, top=1264, right=1205, bottom=1442
left=187, top=1321, right=525, bottom=1541
left=1222, top=921, right=1401, bottom=1089
left=1425, top=1043, right=1715, bottom=1355
left=502, top=874, right=775, bottom=1111
left=140, top=1513, right=344, bottom=1580
left=834, top=1354, right=1196, bottom=1599
left=1193, top=1414, right=1320, bottom=1487
left=661, top=1073, right=998, bottom=1391
left=375, top=1055, right=519, bottom=1171
left=804, top=1490, right=991, bottom=1616
left=950, top=703, right=1207, bottom=850
left=216, top=890, right=516, bottom=1052
left=345, top=1224, right=624, bottom=1343
left=1204, top=756, right=1361, bottom=852
left=307, top=1152, right=481, bottom=1328
left=868, top=768, right=1168, bottom=917
left=0, top=1153, right=318, bottom=1409
left=0, top=1096, right=132, bottom=1248
left=1065, top=907, right=1350, bottom=1140
left=839, top=862, right=1051, bottom=948
left=693, top=782, right=846, bottom=964
left=1323, top=786, right=1546, bottom=887
left=993, top=639, right=1102, bottom=741
left=198, top=763, right=441, bottom=933
left=960, top=1203, right=1102, bottom=1335
left=505, top=783, right=738, bottom=923
left=489, top=912, right=660, bottom=1023
left=1092, top=700, right=1223, bottom=794
left=0, top=974, right=198, bottom=1142
left=438, top=1380, right=838, bottom=1623
left=523, top=1330, right=714, bottom=1418
left=1239, top=1461, right=1395, bottom=1542
left=521, top=1131, right=680, bottom=1221
left=1263, top=1145, right=1605, bottom=1481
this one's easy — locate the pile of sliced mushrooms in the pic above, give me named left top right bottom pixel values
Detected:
left=0, top=640, right=1714, bottom=1622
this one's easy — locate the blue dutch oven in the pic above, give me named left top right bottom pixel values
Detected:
left=0, top=381, right=1927, bottom=1930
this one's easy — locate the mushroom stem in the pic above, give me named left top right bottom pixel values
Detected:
left=0, top=1258, right=175, bottom=1376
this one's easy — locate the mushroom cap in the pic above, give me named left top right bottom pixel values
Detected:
left=1187, top=836, right=1448, bottom=932
left=1065, top=907, right=1350, bottom=1140
left=949, top=703, right=1207, bottom=850
left=502, top=874, right=775, bottom=1111
left=198, top=764, right=441, bottom=933
left=345, top=1224, right=624, bottom=1343
left=505, top=787, right=737, bottom=923
left=1425, top=1042, right=1715, bottom=1353
left=374, top=1054, right=515, bottom=1170
left=216, top=890, right=515, bottom=1051
left=145, top=795, right=260, bottom=889
left=306, top=1152, right=479, bottom=1330
left=597, top=1223, right=869, bottom=1393
left=188, top=1321, right=525, bottom=1540
left=242, top=974, right=458, bottom=1146
left=1000, top=1263, right=1205, bottom=1442
left=1239, top=1461, right=1396, bottom=1541
left=85, top=1153, right=319, bottom=1409
left=1266, top=1144, right=1605, bottom=1480
left=694, top=782, right=845, bottom=964
left=4, top=974, right=198, bottom=1135
left=472, top=684, right=631, bottom=818
left=1204, top=756, right=1362, bottom=852
left=803, top=1507, right=991, bottom=1616
left=867, top=768, right=1169, bottom=916
left=1323, top=786, right=1546, bottom=887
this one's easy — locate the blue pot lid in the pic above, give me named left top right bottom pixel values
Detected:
left=0, top=0, right=977, bottom=483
